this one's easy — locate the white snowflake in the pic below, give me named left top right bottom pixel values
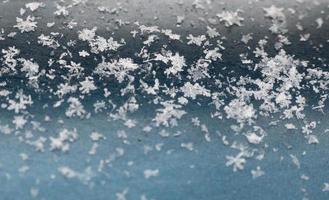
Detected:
left=225, top=152, right=246, bottom=172
left=154, top=51, right=186, bottom=76
left=12, top=115, right=27, bottom=129
left=14, top=16, right=37, bottom=33
left=78, top=27, right=97, bottom=41
left=95, top=58, right=138, bottom=83
left=186, top=34, right=206, bottom=46
left=217, top=11, right=244, bottom=27
left=224, top=99, right=256, bottom=124
left=65, top=97, right=87, bottom=118
left=25, top=2, right=44, bottom=11
left=50, top=129, right=78, bottom=152
left=263, top=6, right=285, bottom=20
left=181, top=82, right=211, bottom=100
left=153, top=101, right=186, bottom=127
left=143, top=169, right=160, bottom=179
left=79, top=77, right=97, bottom=94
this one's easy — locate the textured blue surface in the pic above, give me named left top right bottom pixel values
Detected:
left=0, top=109, right=329, bottom=200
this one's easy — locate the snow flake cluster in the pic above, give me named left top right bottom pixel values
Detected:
left=0, top=0, right=329, bottom=198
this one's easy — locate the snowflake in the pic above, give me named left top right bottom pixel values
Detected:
left=263, top=5, right=285, bottom=20
left=217, top=11, right=244, bottom=27
left=79, top=77, right=97, bottom=94
left=19, top=59, right=39, bottom=77
left=323, top=183, right=329, bottom=192
left=154, top=51, right=186, bottom=76
left=206, top=26, right=220, bottom=38
left=204, top=48, right=222, bottom=61
left=90, top=132, right=105, bottom=141
left=224, top=99, right=256, bottom=124
left=161, top=29, right=181, bottom=40
left=12, top=115, right=27, bottom=129
left=188, top=59, right=211, bottom=81
left=7, top=91, right=33, bottom=113
left=186, top=34, right=206, bottom=46
left=14, top=16, right=37, bottom=33
left=181, top=142, right=194, bottom=151
left=316, top=18, right=324, bottom=29
left=116, top=188, right=129, bottom=200
left=38, top=34, right=60, bottom=49
left=89, top=36, right=123, bottom=53
left=225, top=152, right=246, bottom=172
left=55, top=83, right=77, bottom=98
left=54, top=4, right=69, bottom=16
left=263, top=6, right=287, bottom=34
left=78, top=27, right=97, bottom=41
left=153, top=101, right=186, bottom=127
left=58, top=166, right=94, bottom=184
left=95, top=58, right=138, bottom=83
left=181, top=82, right=211, bottom=99
left=93, top=101, right=106, bottom=113
left=50, top=129, right=78, bottom=152
left=65, top=97, right=87, bottom=118
left=241, top=34, right=253, bottom=44
left=79, top=50, right=90, bottom=57
left=143, top=169, right=160, bottom=179
left=251, top=166, right=265, bottom=179
left=64, top=61, right=84, bottom=77
left=25, top=2, right=44, bottom=11
left=2, top=46, right=20, bottom=70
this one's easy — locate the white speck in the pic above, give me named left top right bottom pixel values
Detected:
left=144, top=169, right=160, bottom=179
